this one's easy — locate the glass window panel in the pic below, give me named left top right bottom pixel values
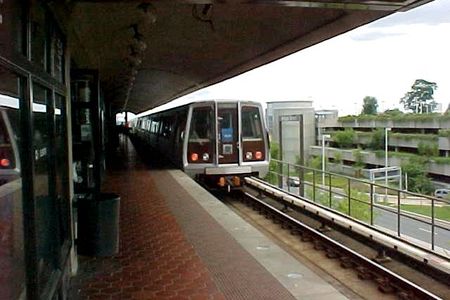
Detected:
left=242, top=106, right=263, bottom=139
left=55, top=94, right=69, bottom=245
left=30, top=4, right=48, bottom=69
left=0, top=65, right=25, bottom=299
left=53, top=31, right=65, bottom=82
left=32, top=83, right=57, bottom=295
left=189, top=107, right=214, bottom=141
left=0, top=0, right=26, bottom=56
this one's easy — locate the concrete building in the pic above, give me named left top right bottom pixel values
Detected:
left=311, top=114, right=450, bottom=184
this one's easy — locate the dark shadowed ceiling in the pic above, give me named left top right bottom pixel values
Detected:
left=51, top=0, right=431, bottom=113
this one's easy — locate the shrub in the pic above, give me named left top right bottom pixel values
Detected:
left=369, top=128, right=384, bottom=150
left=438, top=129, right=450, bottom=137
left=352, top=149, right=365, bottom=178
left=309, top=155, right=322, bottom=170
left=333, top=151, right=342, bottom=165
left=265, top=142, right=280, bottom=183
left=333, top=129, right=355, bottom=148
left=417, top=141, right=439, bottom=157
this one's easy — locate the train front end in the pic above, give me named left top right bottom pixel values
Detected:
left=183, top=101, right=269, bottom=189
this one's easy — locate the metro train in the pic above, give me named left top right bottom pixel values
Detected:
left=129, top=100, right=270, bottom=189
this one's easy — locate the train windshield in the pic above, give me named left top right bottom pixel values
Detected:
left=242, top=105, right=265, bottom=162
left=242, top=106, right=263, bottom=140
left=189, top=107, right=213, bottom=141
left=187, top=105, right=214, bottom=163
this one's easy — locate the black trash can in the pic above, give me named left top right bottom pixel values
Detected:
left=76, top=193, right=120, bottom=256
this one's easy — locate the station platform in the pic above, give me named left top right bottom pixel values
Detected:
left=69, top=135, right=350, bottom=300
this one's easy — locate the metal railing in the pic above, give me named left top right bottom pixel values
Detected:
left=265, top=159, right=450, bottom=255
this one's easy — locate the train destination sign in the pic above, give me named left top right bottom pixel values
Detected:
left=280, top=115, right=301, bottom=122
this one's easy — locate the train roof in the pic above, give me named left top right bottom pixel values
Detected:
left=135, top=99, right=264, bottom=119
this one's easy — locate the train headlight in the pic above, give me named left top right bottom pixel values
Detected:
left=255, top=151, right=262, bottom=160
left=202, top=153, right=209, bottom=161
left=245, top=152, right=253, bottom=160
left=191, top=153, right=198, bottom=162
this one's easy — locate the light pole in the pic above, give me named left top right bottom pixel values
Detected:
left=385, top=128, right=391, bottom=199
left=322, top=134, right=331, bottom=186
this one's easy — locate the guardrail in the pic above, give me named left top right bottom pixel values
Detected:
left=265, top=159, right=450, bottom=254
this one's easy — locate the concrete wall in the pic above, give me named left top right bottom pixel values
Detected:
left=339, top=118, right=450, bottom=129
left=352, top=134, right=450, bottom=151
left=310, top=146, right=450, bottom=178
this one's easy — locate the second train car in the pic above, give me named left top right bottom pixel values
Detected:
left=129, top=100, right=269, bottom=189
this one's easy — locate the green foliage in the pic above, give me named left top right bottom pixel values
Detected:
left=417, top=141, right=439, bottom=157
left=309, top=155, right=322, bottom=170
left=270, top=142, right=279, bottom=159
left=390, top=133, right=438, bottom=142
left=438, top=129, right=450, bottom=137
left=337, top=189, right=372, bottom=222
left=383, top=108, right=403, bottom=116
left=431, top=157, right=450, bottom=164
left=339, top=112, right=450, bottom=124
left=333, top=151, right=342, bottom=165
left=333, top=129, right=355, bottom=148
left=368, top=128, right=385, bottom=150
left=265, top=142, right=280, bottom=183
left=305, top=186, right=372, bottom=223
left=352, top=149, right=365, bottom=178
left=400, top=204, right=450, bottom=222
left=374, top=150, right=385, bottom=158
left=352, top=149, right=365, bottom=168
left=361, top=96, right=378, bottom=115
left=402, top=157, right=434, bottom=195
left=400, top=79, right=438, bottom=113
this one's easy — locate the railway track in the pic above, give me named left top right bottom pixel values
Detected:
left=222, top=177, right=450, bottom=300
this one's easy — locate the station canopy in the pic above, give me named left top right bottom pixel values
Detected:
left=51, top=0, right=431, bottom=113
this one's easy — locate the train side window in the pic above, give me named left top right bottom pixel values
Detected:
left=151, top=119, right=160, bottom=134
left=242, top=106, right=263, bottom=140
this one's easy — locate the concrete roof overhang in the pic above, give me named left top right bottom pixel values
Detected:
left=50, top=0, right=431, bottom=114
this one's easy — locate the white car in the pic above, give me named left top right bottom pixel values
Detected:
left=287, top=176, right=300, bottom=187
left=434, top=189, right=450, bottom=199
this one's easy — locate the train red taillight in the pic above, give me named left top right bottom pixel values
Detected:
left=0, top=158, right=10, bottom=167
left=191, top=153, right=198, bottom=162
left=255, top=151, right=262, bottom=160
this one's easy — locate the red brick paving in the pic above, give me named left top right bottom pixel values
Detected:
left=70, top=137, right=224, bottom=299
left=70, top=136, right=295, bottom=299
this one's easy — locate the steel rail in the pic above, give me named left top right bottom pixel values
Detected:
left=241, top=190, right=443, bottom=300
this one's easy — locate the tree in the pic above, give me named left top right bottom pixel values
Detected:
left=361, top=96, right=378, bottom=115
left=400, top=79, right=437, bottom=113
left=402, top=157, right=434, bottom=195
left=382, top=108, right=403, bottom=116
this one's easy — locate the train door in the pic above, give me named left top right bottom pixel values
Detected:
left=217, top=103, right=238, bottom=164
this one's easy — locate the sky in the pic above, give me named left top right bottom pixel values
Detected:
left=139, top=0, right=450, bottom=117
